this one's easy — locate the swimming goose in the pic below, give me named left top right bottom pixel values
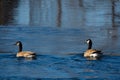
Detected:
left=84, top=39, right=102, bottom=58
left=15, top=41, right=36, bottom=58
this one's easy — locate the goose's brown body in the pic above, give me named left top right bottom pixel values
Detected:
left=84, top=49, right=101, bottom=57
left=15, top=41, right=36, bottom=58
left=84, top=39, right=102, bottom=58
left=16, top=51, right=36, bottom=58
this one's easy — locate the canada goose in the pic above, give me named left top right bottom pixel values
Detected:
left=15, top=41, right=36, bottom=58
left=84, top=39, right=102, bottom=58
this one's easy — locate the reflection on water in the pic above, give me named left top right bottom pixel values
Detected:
left=0, top=0, right=120, bottom=27
left=0, top=0, right=19, bottom=25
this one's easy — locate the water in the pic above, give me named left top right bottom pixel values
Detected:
left=0, top=53, right=120, bottom=79
left=0, top=0, right=120, bottom=80
left=0, top=26, right=120, bottom=80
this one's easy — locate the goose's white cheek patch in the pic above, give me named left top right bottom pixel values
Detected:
left=86, top=40, right=90, bottom=44
left=16, top=43, right=19, bottom=46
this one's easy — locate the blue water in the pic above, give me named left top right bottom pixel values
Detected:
left=1, top=0, right=120, bottom=79
left=0, top=26, right=120, bottom=80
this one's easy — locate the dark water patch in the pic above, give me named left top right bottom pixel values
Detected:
left=0, top=52, right=120, bottom=79
left=0, top=77, right=82, bottom=80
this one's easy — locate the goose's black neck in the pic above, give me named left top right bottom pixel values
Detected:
left=88, top=41, right=92, bottom=49
left=18, top=43, right=22, bottom=52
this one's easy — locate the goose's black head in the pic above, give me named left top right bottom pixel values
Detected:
left=15, top=41, right=22, bottom=46
left=86, top=39, right=92, bottom=44
left=15, top=41, right=23, bottom=52
left=86, top=39, right=92, bottom=49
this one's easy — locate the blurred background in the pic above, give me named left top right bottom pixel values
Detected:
left=0, top=0, right=120, bottom=27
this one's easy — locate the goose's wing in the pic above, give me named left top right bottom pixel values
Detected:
left=21, top=51, right=36, bottom=57
left=84, top=49, right=97, bottom=57
left=92, top=50, right=102, bottom=54
left=84, top=49, right=102, bottom=57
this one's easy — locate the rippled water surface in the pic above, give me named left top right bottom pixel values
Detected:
left=0, top=26, right=120, bottom=80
